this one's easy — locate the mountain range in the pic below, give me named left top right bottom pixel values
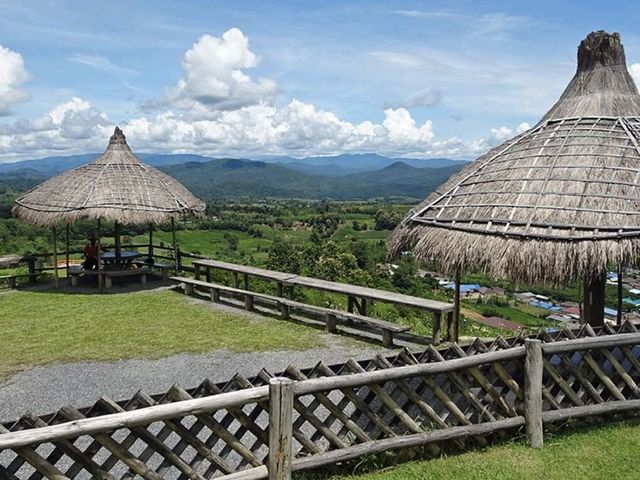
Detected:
left=0, top=153, right=467, bottom=201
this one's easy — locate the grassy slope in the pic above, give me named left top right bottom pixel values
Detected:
left=0, top=289, right=324, bottom=378
left=327, top=424, right=640, bottom=480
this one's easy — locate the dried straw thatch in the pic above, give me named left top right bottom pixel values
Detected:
left=12, top=127, right=206, bottom=226
left=390, top=31, right=640, bottom=284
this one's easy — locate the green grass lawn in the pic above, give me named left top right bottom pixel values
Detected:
left=0, top=289, right=324, bottom=378
left=322, top=423, right=640, bottom=480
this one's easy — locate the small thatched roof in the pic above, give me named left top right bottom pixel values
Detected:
left=12, top=127, right=206, bottom=226
left=390, top=31, right=640, bottom=284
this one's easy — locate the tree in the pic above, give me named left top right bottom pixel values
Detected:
left=267, top=237, right=300, bottom=274
left=223, top=232, right=238, bottom=251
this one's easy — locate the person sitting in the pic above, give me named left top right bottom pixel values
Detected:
left=83, top=239, right=99, bottom=270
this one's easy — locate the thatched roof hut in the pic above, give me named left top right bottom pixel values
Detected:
left=390, top=31, right=640, bottom=329
left=12, top=127, right=206, bottom=226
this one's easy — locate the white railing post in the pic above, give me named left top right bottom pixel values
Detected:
left=524, top=339, right=543, bottom=448
left=269, top=377, right=294, bottom=480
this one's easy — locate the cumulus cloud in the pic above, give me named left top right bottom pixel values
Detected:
left=0, top=45, right=29, bottom=115
left=0, top=93, right=533, bottom=162
left=0, top=31, right=531, bottom=163
left=153, top=28, right=278, bottom=111
left=629, top=63, right=640, bottom=88
left=0, top=97, right=113, bottom=160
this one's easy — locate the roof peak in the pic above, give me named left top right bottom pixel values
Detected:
left=109, top=126, right=127, bottom=146
left=577, top=31, right=625, bottom=72
left=541, top=30, right=640, bottom=121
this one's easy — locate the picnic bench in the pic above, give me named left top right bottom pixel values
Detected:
left=131, top=260, right=174, bottom=278
left=171, top=276, right=409, bottom=347
left=191, top=259, right=456, bottom=343
left=0, top=254, right=38, bottom=287
left=69, top=266, right=152, bottom=289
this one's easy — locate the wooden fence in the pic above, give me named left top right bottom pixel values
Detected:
left=1, top=322, right=640, bottom=479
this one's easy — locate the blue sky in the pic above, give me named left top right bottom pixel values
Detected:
left=1, top=0, right=640, bottom=162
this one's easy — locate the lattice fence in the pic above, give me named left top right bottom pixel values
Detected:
left=1, top=322, right=639, bottom=479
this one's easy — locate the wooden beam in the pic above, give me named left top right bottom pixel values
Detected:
left=524, top=339, right=543, bottom=448
left=617, top=264, right=623, bottom=326
left=171, top=217, right=178, bottom=275
left=452, top=267, right=461, bottom=343
left=65, top=223, right=70, bottom=278
left=0, top=386, right=269, bottom=450
left=583, top=272, right=606, bottom=327
left=96, top=218, right=103, bottom=289
left=52, top=226, right=59, bottom=289
left=268, top=377, right=294, bottom=480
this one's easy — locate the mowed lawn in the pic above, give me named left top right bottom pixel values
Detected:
left=330, top=424, right=640, bottom=480
left=0, top=289, right=323, bottom=378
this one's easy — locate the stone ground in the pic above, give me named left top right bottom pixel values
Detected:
left=0, top=280, right=387, bottom=422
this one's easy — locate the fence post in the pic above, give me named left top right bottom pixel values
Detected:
left=524, top=339, right=543, bottom=448
left=269, top=377, right=294, bottom=480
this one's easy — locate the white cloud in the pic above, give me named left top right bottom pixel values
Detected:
left=629, top=63, right=640, bottom=88
left=0, top=32, right=532, bottom=164
left=68, top=54, right=138, bottom=76
left=0, top=95, right=531, bottom=162
left=0, top=45, right=29, bottom=115
left=155, top=28, right=278, bottom=111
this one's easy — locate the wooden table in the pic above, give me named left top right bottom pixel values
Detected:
left=193, top=259, right=456, bottom=343
left=101, top=251, right=141, bottom=270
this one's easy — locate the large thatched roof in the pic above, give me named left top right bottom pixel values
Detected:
left=12, top=127, right=206, bottom=226
left=390, top=31, right=640, bottom=284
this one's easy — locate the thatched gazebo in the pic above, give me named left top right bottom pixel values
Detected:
left=391, top=31, right=640, bottom=333
left=13, top=127, right=205, bottom=287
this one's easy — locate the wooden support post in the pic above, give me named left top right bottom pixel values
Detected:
left=26, top=256, right=36, bottom=284
left=65, top=223, right=70, bottom=278
left=97, top=218, right=103, bottom=289
left=171, top=217, right=178, bottom=275
left=280, top=302, right=290, bottom=319
left=205, top=266, right=211, bottom=283
left=583, top=272, right=606, bottom=328
left=325, top=313, right=337, bottom=333
left=184, top=283, right=194, bottom=296
left=447, top=311, right=457, bottom=343
left=382, top=329, right=394, bottom=348
left=361, top=298, right=368, bottom=316
left=194, top=263, right=200, bottom=280
left=244, top=273, right=250, bottom=291
left=210, top=288, right=219, bottom=302
left=347, top=295, right=355, bottom=313
left=52, top=226, right=59, bottom=289
left=277, top=282, right=284, bottom=297
left=433, top=311, right=442, bottom=345
left=524, top=339, right=543, bottom=448
left=453, top=267, right=461, bottom=342
left=617, top=264, right=623, bottom=326
left=244, top=294, right=254, bottom=311
left=268, top=377, right=294, bottom=480
left=114, top=220, right=121, bottom=264
left=148, top=223, right=154, bottom=260
left=232, top=271, right=239, bottom=288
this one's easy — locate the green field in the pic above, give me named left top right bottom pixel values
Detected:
left=0, top=289, right=325, bottom=378
left=318, top=424, right=640, bottom=480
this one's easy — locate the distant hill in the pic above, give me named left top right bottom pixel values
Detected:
left=0, top=153, right=466, bottom=201
left=261, top=153, right=466, bottom=175
left=160, top=158, right=464, bottom=201
left=0, top=152, right=467, bottom=178
left=0, top=153, right=216, bottom=176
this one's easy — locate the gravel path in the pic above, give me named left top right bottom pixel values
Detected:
left=0, top=332, right=384, bottom=423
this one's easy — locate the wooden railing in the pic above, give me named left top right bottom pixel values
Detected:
left=1, top=323, right=639, bottom=479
